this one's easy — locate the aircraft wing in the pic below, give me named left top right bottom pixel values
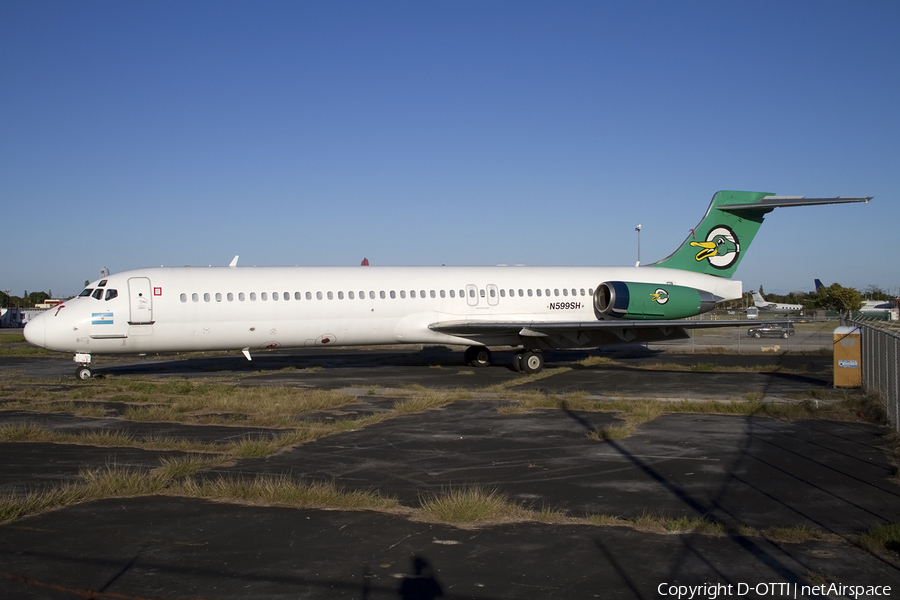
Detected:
left=429, top=318, right=792, bottom=347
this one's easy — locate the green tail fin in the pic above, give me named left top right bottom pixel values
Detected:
left=650, top=190, right=775, bottom=278
left=651, top=190, right=872, bottom=278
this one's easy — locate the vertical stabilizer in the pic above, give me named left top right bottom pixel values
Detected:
left=650, top=191, right=773, bottom=278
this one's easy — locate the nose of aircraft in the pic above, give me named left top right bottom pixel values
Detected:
left=23, top=313, right=45, bottom=348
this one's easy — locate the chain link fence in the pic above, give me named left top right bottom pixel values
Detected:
left=849, top=316, right=900, bottom=431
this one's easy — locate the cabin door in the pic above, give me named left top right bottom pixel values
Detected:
left=128, top=277, right=154, bottom=324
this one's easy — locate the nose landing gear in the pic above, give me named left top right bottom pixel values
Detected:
left=74, top=353, right=93, bottom=380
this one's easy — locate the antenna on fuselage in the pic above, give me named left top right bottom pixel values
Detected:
left=229, top=256, right=239, bottom=267
left=100, top=267, right=110, bottom=278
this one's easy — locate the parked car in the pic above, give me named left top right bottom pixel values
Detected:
left=747, top=324, right=795, bottom=339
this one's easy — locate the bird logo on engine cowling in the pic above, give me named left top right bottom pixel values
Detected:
left=690, top=225, right=740, bottom=270
left=650, top=288, right=669, bottom=304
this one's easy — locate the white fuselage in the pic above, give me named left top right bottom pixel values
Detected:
left=25, top=265, right=741, bottom=355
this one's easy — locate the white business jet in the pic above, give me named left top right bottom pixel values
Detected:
left=24, top=191, right=870, bottom=379
left=750, top=291, right=803, bottom=313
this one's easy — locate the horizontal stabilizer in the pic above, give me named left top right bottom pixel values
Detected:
left=718, top=196, right=872, bottom=216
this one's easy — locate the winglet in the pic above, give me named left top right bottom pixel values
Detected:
left=229, top=256, right=239, bottom=267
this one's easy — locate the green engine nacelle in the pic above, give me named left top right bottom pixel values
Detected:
left=594, top=281, right=717, bottom=320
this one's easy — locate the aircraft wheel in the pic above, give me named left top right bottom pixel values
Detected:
left=466, top=346, right=492, bottom=368
left=76, top=366, right=93, bottom=380
left=521, top=351, right=544, bottom=374
left=513, top=352, right=524, bottom=372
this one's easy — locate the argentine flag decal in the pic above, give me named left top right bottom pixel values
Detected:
left=92, top=312, right=114, bottom=325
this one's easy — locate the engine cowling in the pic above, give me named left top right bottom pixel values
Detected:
left=594, top=281, right=717, bottom=320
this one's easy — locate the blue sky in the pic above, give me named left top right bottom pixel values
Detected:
left=2, top=1, right=898, bottom=298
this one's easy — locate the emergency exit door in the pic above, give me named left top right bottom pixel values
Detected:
left=128, top=277, right=154, bottom=324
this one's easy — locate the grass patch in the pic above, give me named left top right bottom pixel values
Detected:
left=418, top=486, right=529, bottom=525
left=857, top=522, right=900, bottom=555
left=2, top=377, right=360, bottom=428
left=152, top=455, right=229, bottom=479
left=632, top=512, right=728, bottom=535
left=177, top=475, right=401, bottom=511
left=762, top=525, right=833, bottom=543
left=483, top=367, right=572, bottom=391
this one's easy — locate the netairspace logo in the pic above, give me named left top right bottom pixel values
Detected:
left=657, top=582, right=892, bottom=600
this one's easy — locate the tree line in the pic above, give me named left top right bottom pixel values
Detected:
left=0, top=290, right=53, bottom=308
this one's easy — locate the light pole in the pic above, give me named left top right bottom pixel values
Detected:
left=635, top=224, right=642, bottom=266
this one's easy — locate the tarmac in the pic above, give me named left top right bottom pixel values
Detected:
left=1, top=344, right=898, bottom=599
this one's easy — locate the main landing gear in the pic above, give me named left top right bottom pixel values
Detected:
left=464, top=346, right=492, bottom=368
left=513, top=350, right=544, bottom=374
left=464, top=346, right=545, bottom=374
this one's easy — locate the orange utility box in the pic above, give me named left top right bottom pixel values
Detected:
left=833, top=326, right=861, bottom=387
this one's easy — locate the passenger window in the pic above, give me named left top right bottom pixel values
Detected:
left=261, top=292, right=268, bottom=301
left=294, top=292, right=301, bottom=300
left=571, top=289, right=577, bottom=296
left=79, top=288, right=93, bottom=297
left=92, top=289, right=104, bottom=300
left=283, top=292, right=289, bottom=301
left=349, top=291, right=355, bottom=300
left=449, top=290, right=455, bottom=298
left=400, top=290, right=407, bottom=299
left=204, top=293, right=211, bottom=302
left=500, top=289, right=505, bottom=297
left=518, top=289, right=524, bottom=297
left=580, top=289, right=585, bottom=296
left=489, top=289, right=495, bottom=297
left=431, top=290, right=436, bottom=298
left=216, top=293, right=222, bottom=302
left=327, top=291, right=334, bottom=300
left=316, top=292, right=323, bottom=300
left=527, top=289, right=533, bottom=297
left=272, top=292, right=278, bottom=301
left=459, top=290, right=464, bottom=298
left=439, top=290, right=445, bottom=298
left=250, top=292, right=257, bottom=301
left=227, top=293, right=234, bottom=301
left=192, top=293, right=199, bottom=302
left=306, top=292, right=312, bottom=300
left=589, top=288, right=594, bottom=296
left=390, top=291, right=396, bottom=299
left=180, top=293, right=187, bottom=303
left=369, top=291, right=375, bottom=299
left=105, top=289, right=118, bottom=301
left=536, top=289, right=542, bottom=297
left=380, top=291, right=386, bottom=299
left=562, top=289, right=567, bottom=297
left=239, top=292, right=245, bottom=301
left=338, top=291, right=344, bottom=300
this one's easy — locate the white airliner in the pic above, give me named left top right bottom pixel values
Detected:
left=24, top=191, right=871, bottom=379
left=750, top=291, right=803, bottom=313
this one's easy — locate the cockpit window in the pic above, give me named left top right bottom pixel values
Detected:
left=79, top=289, right=93, bottom=297
left=91, top=289, right=104, bottom=300
left=98, top=280, right=108, bottom=287
left=105, top=289, right=118, bottom=301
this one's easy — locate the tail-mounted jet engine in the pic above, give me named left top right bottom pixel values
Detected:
left=594, top=281, right=717, bottom=320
